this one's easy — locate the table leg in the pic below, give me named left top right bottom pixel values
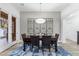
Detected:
left=55, top=42, right=57, bottom=52
left=23, top=42, right=26, bottom=51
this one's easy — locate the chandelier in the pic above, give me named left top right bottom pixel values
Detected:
left=35, top=18, right=45, bottom=24
left=35, top=3, right=46, bottom=24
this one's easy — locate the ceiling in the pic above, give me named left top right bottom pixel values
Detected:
left=12, top=3, right=70, bottom=12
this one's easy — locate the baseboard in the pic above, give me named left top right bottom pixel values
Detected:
left=66, top=39, right=77, bottom=44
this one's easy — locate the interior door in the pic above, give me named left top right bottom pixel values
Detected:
left=12, top=16, right=16, bottom=42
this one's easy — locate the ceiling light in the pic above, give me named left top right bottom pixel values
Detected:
left=35, top=3, right=46, bottom=24
left=35, top=18, right=45, bottom=24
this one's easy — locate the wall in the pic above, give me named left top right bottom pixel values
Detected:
left=61, top=3, right=79, bottom=43
left=20, top=12, right=61, bottom=41
left=0, top=3, right=20, bottom=53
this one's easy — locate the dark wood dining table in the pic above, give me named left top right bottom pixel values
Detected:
left=24, top=35, right=58, bottom=52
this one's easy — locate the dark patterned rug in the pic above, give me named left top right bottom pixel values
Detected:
left=9, top=45, right=72, bottom=56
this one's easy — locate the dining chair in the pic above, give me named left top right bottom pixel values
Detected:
left=54, top=33, right=59, bottom=52
left=30, top=36, right=40, bottom=51
left=42, top=36, right=51, bottom=55
left=51, top=33, right=59, bottom=52
left=21, top=33, right=31, bottom=51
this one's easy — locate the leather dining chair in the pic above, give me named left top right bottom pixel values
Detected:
left=51, top=33, right=59, bottom=52
left=21, top=33, right=31, bottom=51
left=30, top=36, right=40, bottom=51
left=55, top=34, right=59, bottom=52
left=42, top=36, right=51, bottom=55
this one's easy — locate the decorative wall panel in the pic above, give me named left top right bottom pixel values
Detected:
left=41, top=21, right=46, bottom=35
left=27, top=18, right=34, bottom=35
left=34, top=22, right=40, bottom=35
left=27, top=18, right=53, bottom=35
left=46, top=18, right=53, bottom=35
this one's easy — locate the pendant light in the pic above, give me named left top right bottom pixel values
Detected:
left=35, top=3, right=46, bottom=24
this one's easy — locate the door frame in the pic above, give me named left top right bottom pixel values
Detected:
left=12, top=16, right=16, bottom=42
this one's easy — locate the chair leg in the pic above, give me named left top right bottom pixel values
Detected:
left=42, top=47, right=44, bottom=56
left=55, top=42, right=57, bottom=52
left=49, top=48, right=51, bottom=52
left=48, top=47, right=52, bottom=56
left=30, top=44, right=32, bottom=51
left=31, top=45, right=33, bottom=52
left=38, top=45, right=40, bottom=51
left=23, top=42, right=26, bottom=51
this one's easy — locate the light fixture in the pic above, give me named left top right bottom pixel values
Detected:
left=35, top=18, right=45, bottom=24
left=35, top=3, right=46, bottom=24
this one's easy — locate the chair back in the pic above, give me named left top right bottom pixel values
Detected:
left=42, top=36, right=51, bottom=48
left=55, top=33, right=59, bottom=41
left=21, top=33, right=26, bottom=41
left=30, top=36, right=39, bottom=47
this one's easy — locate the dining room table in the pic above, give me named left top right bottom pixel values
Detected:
left=24, top=35, right=58, bottom=52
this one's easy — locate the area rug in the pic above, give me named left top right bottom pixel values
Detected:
left=9, top=45, right=72, bottom=56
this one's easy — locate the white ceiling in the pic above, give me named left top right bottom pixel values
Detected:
left=12, top=3, right=70, bottom=12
